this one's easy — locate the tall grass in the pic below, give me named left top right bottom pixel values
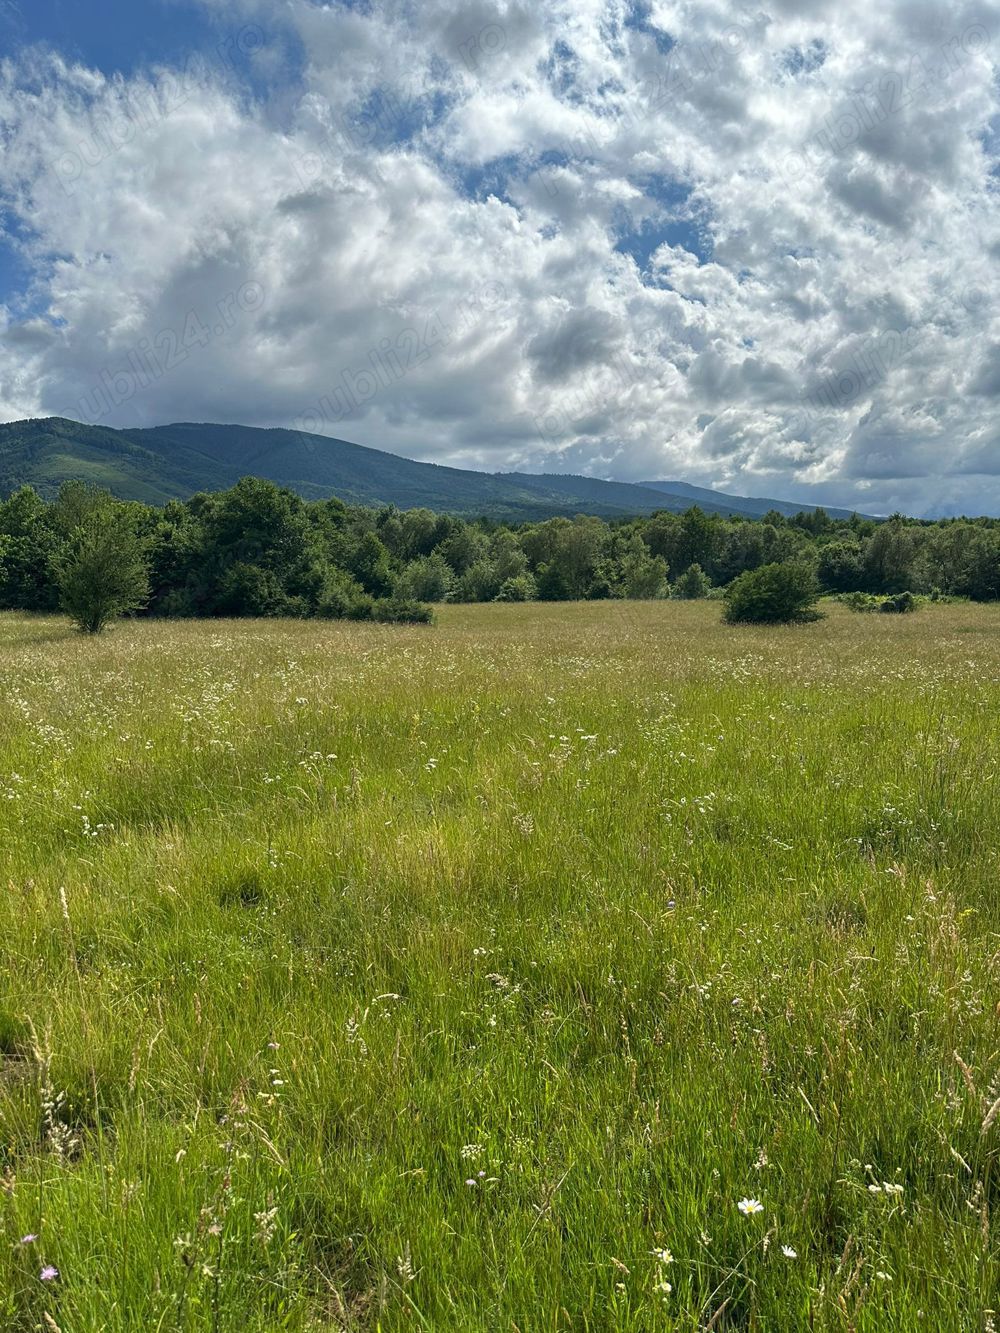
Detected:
left=0, top=601, right=998, bottom=1329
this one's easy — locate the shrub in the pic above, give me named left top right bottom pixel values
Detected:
left=621, top=552, right=668, bottom=599
left=316, top=567, right=371, bottom=620
left=534, top=562, right=571, bottom=601
left=454, top=560, right=501, bottom=602
left=839, top=590, right=920, bottom=614
left=673, top=563, right=712, bottom=599
left=394, top=553, right=453, bottom=603
left=494, top=575, right=537, bottom=602
left=346, top=594, right=377, bottom=621
left=55, top=506, right=150, bottom=633
left=879, top=590, right=918, bottom=614
left=372, top=598, right=434, bottom=624
left=838, top=591, right=881, bottom=612
left=214, top=563, right=290, bottom=617
left=817, top=540, right=864, bottom=592
left=723, top=562, right=821, bottom=625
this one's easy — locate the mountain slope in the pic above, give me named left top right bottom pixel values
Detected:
left=0, top=417, right=865, bottom=521
left=497, top=472, right=744, bottom=517
left=640, top=479, right=864, bottom=522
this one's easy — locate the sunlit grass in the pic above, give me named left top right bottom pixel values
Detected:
left=0, top=601, right=998, bottom=1329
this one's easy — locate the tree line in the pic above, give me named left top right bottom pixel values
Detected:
left=1, top=478, right=999, bottom=631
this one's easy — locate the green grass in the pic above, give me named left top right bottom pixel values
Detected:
left=0, top=600, right=998, bottom=1330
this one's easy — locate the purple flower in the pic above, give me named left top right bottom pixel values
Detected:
left=40, top=1265, right=59, bottom=1282
left=19, top=1234, right=38, bottom=1245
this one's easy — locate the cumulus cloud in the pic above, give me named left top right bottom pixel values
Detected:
left=1, top=0, right=999, bottom=513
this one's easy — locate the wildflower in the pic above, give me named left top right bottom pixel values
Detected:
left=40, top=1265, right=59, bottom=1282
left=651, top=1247, right=673, bottom=1265
left=654, top=1279, right=673, bottom=1297
left=883, top=1182, right=903, bottom=1195
left=738, top=1197, right=764, bottom=1216
left=868, top=1183, right=882, bottom=1193
left=876, top=1270, right=892, bottom=1280
left=781, top=1245, right=797, bottom=1259
left=19, top=1234, right=38, bottom=1245
left=464, top=1178, right=477, bottom=1187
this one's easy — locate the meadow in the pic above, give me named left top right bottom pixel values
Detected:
left=0, top=600, right=998, bottom=1331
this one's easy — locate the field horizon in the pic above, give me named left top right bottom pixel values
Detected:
left=1, top=600, right=998, bottom=1329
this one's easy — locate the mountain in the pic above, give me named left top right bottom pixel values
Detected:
left=639, top=479, right=865, bottom=522
left=0, top=417, right=866, bottom=521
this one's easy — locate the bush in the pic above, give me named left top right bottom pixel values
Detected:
left=534, top=562, right=571, bottom=601
left=394, top=553, right=453, bottom=603
left=454, top=560, right=501, bottom=602
left=817, top=540, right=864, bottom=592
left=494, top=575, right=537, bottom=602
left=673, top=563, right=712, bottom=599
left=879, top=590, right=918, bottom=614
left=723, top=562, right=821, bottom=625
left=55, top=507, right=150, bottom=633
left=316, top=567, right=371, bottom=620
left=213, top=563, right=291, bottom=617
left=838, top=591, right=881, bottom=612
left=623, top=557, right=668, bottom=599
left=838, top=590, right=920, bottom=614
left=372, top=598, right=434, bottom=624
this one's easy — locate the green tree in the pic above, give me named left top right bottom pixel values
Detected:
left=672, top=507, right=721, bottom=575
left=817, top=540, right=864, bottom=592
left=347, top=531, right=395, bottom=598
left=621, top=548, right=668, bottom=599
left=966, top=531, right=1000, bottom=601
left=454, top=559, right=502, bottom=602
left=673, top=563, right=711, bottom=599
left=0, top=486, right=61, bottom=610
left=494, top=574, right=537, bottom=602
left=395, top=552, right=454, bottom=602
left=862, top=517, right=920, bottom=593
left=723, top=562, right=820, bottom=625
left=56, top=507, right=150, bottom=633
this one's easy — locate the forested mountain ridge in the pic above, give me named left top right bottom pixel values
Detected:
left=0, top=417, right=868, bottom=521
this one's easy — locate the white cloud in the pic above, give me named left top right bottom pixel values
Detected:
left=1, top=0, right=999, bottom=513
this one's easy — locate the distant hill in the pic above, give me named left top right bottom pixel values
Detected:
left=0, top=417, right=867, bottom=521
left=639, top=479, right=864, bottom=521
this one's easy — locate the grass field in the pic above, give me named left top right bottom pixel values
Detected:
left=1, top=601, right=999, bottom=1330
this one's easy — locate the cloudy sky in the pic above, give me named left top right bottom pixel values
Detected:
left=1, top=0, right=999, bottom=515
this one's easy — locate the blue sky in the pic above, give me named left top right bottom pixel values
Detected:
left=0, top=0, right=221, bottom=303
left=2, top=0, right=1000, bottom=515
left=0, top=0, right=217, bottom=74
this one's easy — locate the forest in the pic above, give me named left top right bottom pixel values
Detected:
left=2, top=476, right=1000, bottom=623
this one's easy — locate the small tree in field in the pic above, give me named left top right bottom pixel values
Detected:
left=56, top=507, right=150, bottom=633
left=723, top=561, right=820, bottom=625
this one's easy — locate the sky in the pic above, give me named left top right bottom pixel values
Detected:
left=1, top=1, right=1000, bottom=515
